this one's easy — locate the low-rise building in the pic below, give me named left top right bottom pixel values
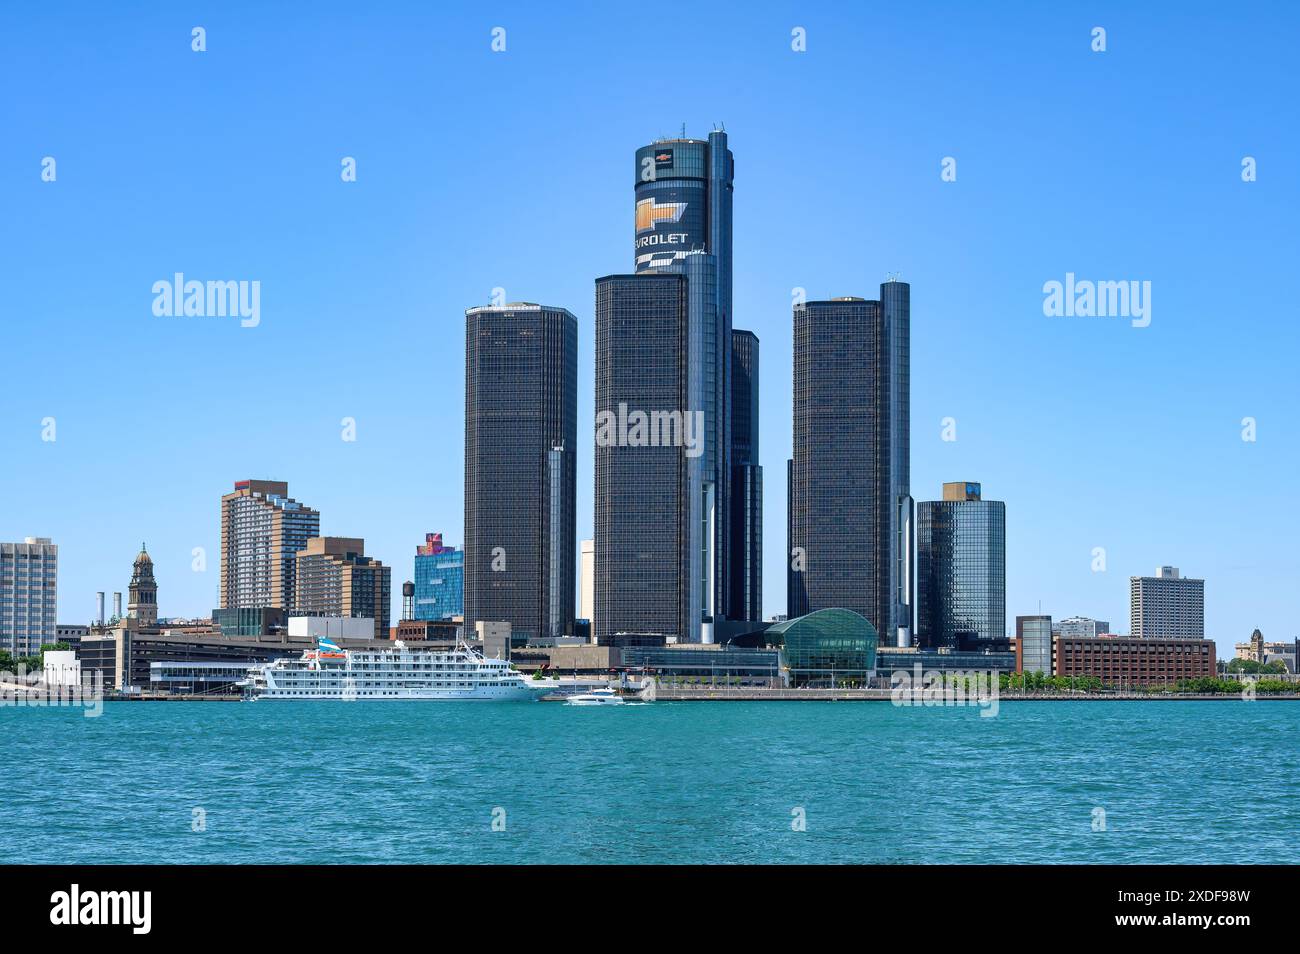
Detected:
left=1054, top=635, right=1215, bottom=686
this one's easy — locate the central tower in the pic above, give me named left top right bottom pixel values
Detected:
left=632, top=129, right=734, bottom=640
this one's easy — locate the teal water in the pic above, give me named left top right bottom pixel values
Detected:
left=3, top=700, right=1295, bottom=864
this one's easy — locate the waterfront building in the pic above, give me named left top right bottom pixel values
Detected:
left=787, top=285, right=912, bottom=646
left=464, top=303, right=577, bottom=645
left=293, top=537, right=391, bottom=636
left=1054, top=635, right=1215, bottom=686
left=0, top=537, right=58, bottom=657
left=579, top=539, right=594, bottom=626
left=1055, top=615, right=1111, bottom=639
left=729, top=329, right=763, bottom=624
left=621, top=643, right=784, bottom=687
left=413, top=532, right=464, bottom=621
left=126, top=544, right=158, bottom=627
left=615, top=130, right=736, bottom=640
left=213, top=607, right=286, bottom=639
left=1129, top=566, right=1204, bottom=639
left=1016, top=615, right=1053, bottom=675
left=762, top=608, right=878, bottom=687
left=219, top=480, right=320, bottom=612
left=915, top=482, right=1006, bottom=650
left=875, top=645, right=1018, bottom=679
left=594, top=272, right=693, bottom=644
left=286, top=615, right=376, bottom=641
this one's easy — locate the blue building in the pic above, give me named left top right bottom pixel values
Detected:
left=413, top=533, right=464, bottom=621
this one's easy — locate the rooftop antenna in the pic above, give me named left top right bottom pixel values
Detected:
left=681, top=122, right=686, bottom=138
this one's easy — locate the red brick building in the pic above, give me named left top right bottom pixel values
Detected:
left=1054, top=635, right=1215, bottom=686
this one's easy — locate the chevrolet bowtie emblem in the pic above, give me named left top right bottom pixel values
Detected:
left=636, top=197, right=686, bottom=233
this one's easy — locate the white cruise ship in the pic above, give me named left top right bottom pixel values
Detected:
left=242, top=639, right=544, bottom=702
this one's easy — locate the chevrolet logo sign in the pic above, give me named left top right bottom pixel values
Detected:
left=636, top=197, right=686, bottom=233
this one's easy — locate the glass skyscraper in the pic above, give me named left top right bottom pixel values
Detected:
left=606, top=129, right=740, bottom=641
left=729, top=329, right=762, bottom=623
left=594, top=272, right=692, bottom=644
left=464, top=303, right=576, bottom=644
left=916, top=482, right=1006, bottom=649
left=1016, top=615, right=1053, bottom=676
left=787, top=284, right=912, bottom=643
left=413, top=532, right=463, bottom=621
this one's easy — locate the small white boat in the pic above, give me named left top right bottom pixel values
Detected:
left=565, top=687, right=625, bottom=706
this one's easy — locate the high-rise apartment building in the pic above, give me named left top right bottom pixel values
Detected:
left=0, top=537, right=58, bottom=657
left=916, top=482, right=1006, bottom=649
left=219, top=480, right=320, bottom=612
left=413, top=532, right=464, bottom=621
left=464, top=303, right=577, bottom=644
left=729, top=329, right=762, bottom=624
left=787, top=284, right=912, bottom=644
left=294, top=537, right=391, bottom=635
left=1130, top=566, right=1204, bottom=638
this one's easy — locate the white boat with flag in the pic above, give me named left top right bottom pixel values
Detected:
left=241, top=638, right=546, bottom=702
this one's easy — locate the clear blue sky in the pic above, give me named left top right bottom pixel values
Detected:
left=3, top=2, right=1297, bottom=658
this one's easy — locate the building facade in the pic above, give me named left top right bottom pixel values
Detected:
left=1056, top=615, right=1111, bottom=638
left=464, top=303, right=577, bottom=644
left=1130, top=566, right=1204, bottom=639
left=787, top=285, right=912, bottom=646
left=294, top=537, right=391, bottom=636
left=413, top=532, right=464, bottom=621
left=126, top=544, right=158, bottom=627
left=219, top=480, right=320, bottom=612
left=916, top=482, right=1006, bottom=649
left=729, top=328, right=762, bottom=624
left=579, top=538, right=594, bottom=625
left=0, top=537, right=58, bottom=657
left=1054, top=635, right=1215, bottom=686
left=1016, top=615, right=1053, bottom=675
left=629, top=131, right=737, bottom=638
left=594, top=272, right=692, bottom=644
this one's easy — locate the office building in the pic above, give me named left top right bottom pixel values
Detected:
left=126, top=543, right=158, bottom=627
left=916, top=482, right=1006, bottom=649
left=1056, top=616, right=1111, bottom=638
left=413, top=532, right=464, bottom=621
left=729, top=329, right=762, bottom=624
left=787, top=284, right=912, bottom=645
left=594, top=272, right=692, bottom=645
left=1054, top=635, right=1215, bottom=686
left=464, top=303, right=577, bottom=644
left=622, top=130, right=736, bottom=639
left=1016, top=615, right=1053, bottom=675
left=293, top=537, right=391, bottom=636
left=0, top=537, right=58, bottom=657
left=219, top=480, right=320, bottom=612
left=1130, top=566, right=1204, bottom=639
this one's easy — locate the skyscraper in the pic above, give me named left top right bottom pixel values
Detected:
left=787, top=284, right=912, bottom=642
left=594, top=272, right=692, bottom=644
left=915, top=482, right=1006, bottom=649
left=579, top=539, right=594, bottom=624
left=604, top=129, right=735, bottom=641
left=294, top=536, right=391, bottom=635
left=0, top=537, right=57, bottom=657
left=126, top=543, right=158, bottom=627
left=464, top=303, right=577, bottom=644
left=1130, top=566, right=1204, bottom=638
left=219, top=480, right=319, bottom=612
left=729, top=329, right=762, bottom=623
left=413, top=532, right=464, bottom=621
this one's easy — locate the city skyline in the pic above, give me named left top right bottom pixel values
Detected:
left=4, top=6, right=1297, bottom=659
